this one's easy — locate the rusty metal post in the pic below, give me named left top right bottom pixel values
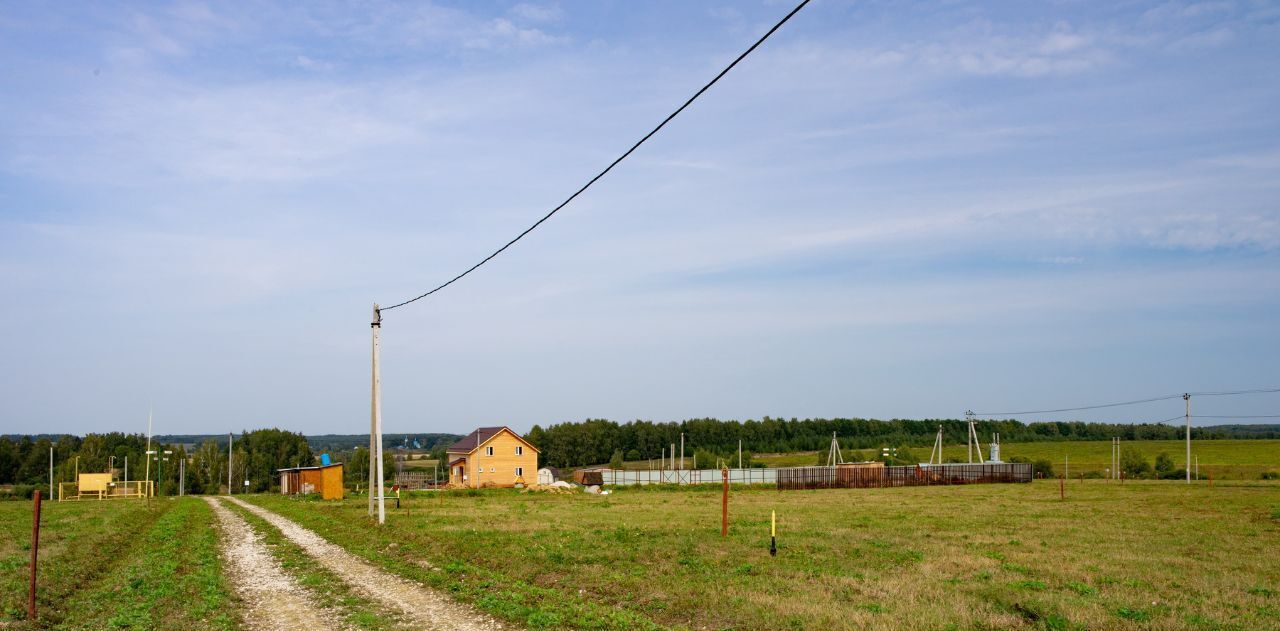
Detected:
left=28, top=490, right=42, bottom=620
left=721, top=467, right=729, bottom=538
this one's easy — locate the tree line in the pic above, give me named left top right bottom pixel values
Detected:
left=0, top=429, right=315, bottom=497
left=523, top=417, right=1277, bottom=469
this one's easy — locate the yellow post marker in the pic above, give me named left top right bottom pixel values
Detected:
left=770, top=510, right=777, bottom=557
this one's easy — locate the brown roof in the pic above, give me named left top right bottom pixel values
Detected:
left=446, top=426, right=540, bottom=454
left=447, top=427, right=505, bottom=453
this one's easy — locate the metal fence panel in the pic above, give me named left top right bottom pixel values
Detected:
left=775, top=463, right=1033, bottom=490
left=582, top=463, right=1031, bottom=489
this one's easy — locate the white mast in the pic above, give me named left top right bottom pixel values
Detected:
left=144, top=407, right=153, bottom=497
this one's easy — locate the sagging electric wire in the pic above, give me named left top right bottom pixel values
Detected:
left=379, top=0, right=812, bottom=313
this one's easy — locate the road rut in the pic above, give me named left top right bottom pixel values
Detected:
left=203, top=497, right=336, bottom=631
left=225, top=496, right=506, bottom=631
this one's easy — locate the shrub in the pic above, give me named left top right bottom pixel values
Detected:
left=0, top=485, right=37, bottom=500
left=1120, top=447, right=1152, bottom=478
left=1260, top=471, right=1280, bottom=480
left=1032, top=459, right=1055, bottom=478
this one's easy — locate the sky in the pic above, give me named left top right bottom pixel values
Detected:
left=1, top=1, right=1278, bottom=437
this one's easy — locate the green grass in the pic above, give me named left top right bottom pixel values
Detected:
left=0, top=498, right=172, bottom=627
left=398, top=458, right=441, bottom=471
left=221, top=499, right=404, bottom=630
left=249, top=480, right=1280, bottom=630
left=751, top=439, right=1280, bottom=479
left=54, top=498, right=237, bottom=630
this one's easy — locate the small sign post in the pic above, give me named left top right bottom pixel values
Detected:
left=769, top=510, right=777, bottom=557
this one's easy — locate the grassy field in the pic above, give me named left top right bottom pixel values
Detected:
left=398, top=458, right=441, bottom=472
left=247, top=480, right=1280, bottom=630
left=0, top=497, right=236, bottom=629
left=751, top=439, right=1280, bottom=479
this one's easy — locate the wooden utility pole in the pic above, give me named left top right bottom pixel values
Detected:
left=371, top=304, right=385, bottom=524
left=680, top=433, right=684, bottom=471
left=48, top=447, right=52, bottom=500
left=227, top=433, right=233, bottom=495
left=1184, top=393, right=1191, bottom=484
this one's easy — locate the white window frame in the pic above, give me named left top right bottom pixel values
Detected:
left=486, top=446, right=494, bottom=456
left=516, top=467, right=524, bottom=476
left=516, top=445, right=523, bottom=456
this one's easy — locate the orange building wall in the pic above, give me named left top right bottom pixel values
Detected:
left=449, top=429, right=537, bottom=488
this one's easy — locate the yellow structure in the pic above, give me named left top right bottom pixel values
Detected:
left=447, top=426, right=539, bottom=488
left=278, top=463, right=345, bottom=500
left=58, top=473, right=152, bottom=501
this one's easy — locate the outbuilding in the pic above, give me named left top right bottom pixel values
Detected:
left=278, top=463, right=344, bottom=500
left=536, top=467, right=561, bottom=486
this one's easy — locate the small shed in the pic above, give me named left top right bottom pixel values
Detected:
left=573, top=468, right=604, bottom=486
left=278, top=463, right=344, bottom=500
left=536, top=467, right=561, bottom=486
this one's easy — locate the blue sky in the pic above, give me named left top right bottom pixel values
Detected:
left=1, top=1, right=1278, bottom=436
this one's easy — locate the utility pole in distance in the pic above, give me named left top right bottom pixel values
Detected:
left=370, top=304, right=385, bottom=524
left=1184, top=393, right=1191, bottom=484
left=227, top=433, right=233, bottom=495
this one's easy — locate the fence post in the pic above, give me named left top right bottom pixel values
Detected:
left=721, top=467, right=729, bottom=538
left=28, top=490, right=42, bottom=620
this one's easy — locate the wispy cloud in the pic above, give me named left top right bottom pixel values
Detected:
left=0, top=1, right=1277, bottom=433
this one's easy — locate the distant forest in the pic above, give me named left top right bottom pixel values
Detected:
left=3, top=420, right=1275, bottom=489
left=524, top=418, right=1280, bottom=468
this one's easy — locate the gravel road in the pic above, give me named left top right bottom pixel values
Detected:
left=225, top=497, right=506, bottom=631
left=203, top=497, right=337, bottom=631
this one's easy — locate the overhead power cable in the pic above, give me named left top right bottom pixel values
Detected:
left=379, top=0, right=812, bottom=312
left=1195, top=414, right=1280, bottom=419
left=973, top=386, right=1280, bottom=417
left=973, top=394, right=1184, bottom=417
left=1187, top=387, right=1280, bottom=397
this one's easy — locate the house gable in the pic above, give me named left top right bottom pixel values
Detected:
left=446, top=426, right=540, bottom=455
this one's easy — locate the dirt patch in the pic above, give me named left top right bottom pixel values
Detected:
left=225, top=497, right=506, bottom=631
left=203, top=497, right=336, bottom=631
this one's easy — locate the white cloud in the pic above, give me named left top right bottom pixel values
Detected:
left=467, top=18, right=568, bottom=49
left=294, top=55, right=334, bottom=72
left=509, top=3, right=564, bottom=24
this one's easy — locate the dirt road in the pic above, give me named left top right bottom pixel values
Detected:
left=203, top=497, right=337, bottom=631
left=225, top=497, right=506, bottom=631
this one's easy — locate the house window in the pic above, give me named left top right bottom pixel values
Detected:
left=490, top=467, right=496, bottom=473
left=486, top=446, right=494, bottom=456
left=516, top=446, right=523, bottom=456
left=516, top=467, right=524, bottom=476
